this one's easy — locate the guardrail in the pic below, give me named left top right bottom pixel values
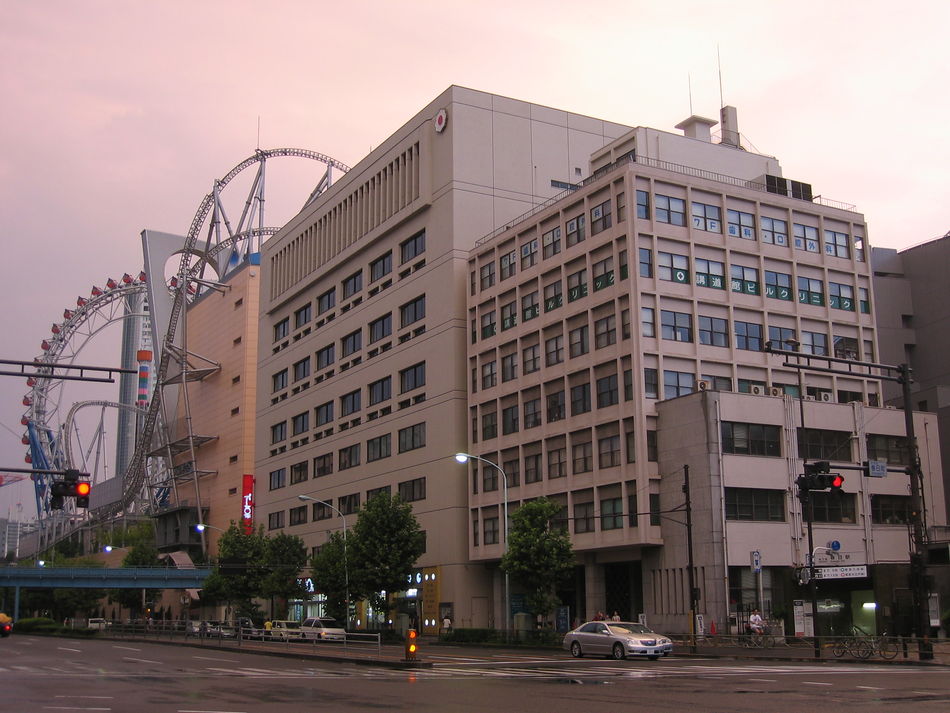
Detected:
left=670, top=633, right=934, bottom=661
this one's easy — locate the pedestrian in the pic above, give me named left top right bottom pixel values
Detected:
left=610, top=611, right=621, bottom=622
left=748, top=609, right=765, bottom=635
left=593, top=611, right=605, bottom=621
left=442, top=616, right=452, bottom=633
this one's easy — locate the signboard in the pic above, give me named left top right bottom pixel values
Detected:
left=813, top=565, right=868, bottom=580
left=241, top=474, right=255, bottom=534
left=556, top=606, right=571, bottom=633
left=751, top=550, right=762, bottom=573
left=793, top=599, right=814, bottom=637
left=867, top=460, right=888, bottom=478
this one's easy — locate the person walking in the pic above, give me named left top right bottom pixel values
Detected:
left=610, top=611, right=621, bottom=622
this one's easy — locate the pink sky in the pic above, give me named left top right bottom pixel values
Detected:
left=1, top=0, right=948, bottom=517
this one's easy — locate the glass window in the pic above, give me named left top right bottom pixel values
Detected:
left=636, top=190, right=650, bottom=219
left=596, top=374, right=619, bottom=408
left=370, top=251, right=392, bottom=282
left=639, top=248, right=653, bottom=278
left=544, top=281, right=562, bottom=312
left=727, top=209, right=755, bottom=240
left=369, top=376, right=392, bottom=405
left=316, top=344, right=335, bottom=370
left=400, top=362, right=425, bottom=392
left=661, top=310, right=692, bottom=342
left=730, top=264, right=759, bottom=295
left=274, top=317, right=289, bottom=342
left=574, top=501, right=595, bottom=533
left=598, top=435, right=621, bottom=468
left=658, top=251, right=689, bottom=283
left=572, top=441, right=592, bottom=474
left=590, top=200, right=611, bottom=235
left=367, top=434, right=391, bottom=462
left=797, top=427, right=852, bottom=461
left=294, top=303, right=312, bottom=329
left=342, top=270, right=363, bottom=299
left=760, top=216, right=788, bottom=245
left=824, top=230, right=850, bottom=259
left=369, top=313, right=392, bottom=342
left=691, top=202, right=721, bottom=232
left=798, top=276, right=824, bottom=306
left=722, top=422, right=782, bottom=456
left=400, top=295, right=426, bottom=327
left=314, top=453, right=333, bottom=476
left=523, top=344, right=540, bottom=374
left=269, top=468, right=286, bottom=490
left=663, top=370, right=694, bottom=398
left=272, top=369, right=288, bottom=392
left=725, top=488, right=786, bottom=521
left=501, top=353, right=518, bottom=382
left=318, top=288, right=336, bottom=314
left=341, top=329, right=362, bottom=356
left=569, top=325, right=589, bottom=357
left=595, top=315, right=617, bottom=347
left=793, top=223, right=820, bottom=253
left=315, top=401, right=334, bottom=426
left=871, top=494, right=912, bottom=524
left=734, top=321, right=763, bottom=351
left=698, top=315, right=728, bottom=347
left=480, top=262, right=495, bottom=289
left=641, top=307, right=655, bottom=338
left=545, top=335, right=564, bottom=366
left=542, top=226, right=562, bottom=258
left=340, top=389, right=361, bottom=416
left=521, top=238, right=539, bottom=269
left=400, top=230, right=425, bottom=263
left=655, top=194, right=686, bottom=225
left=571, top=383, right=591, bottom=415
left=500, top=250, right=517, bottom=280
left=567, top=269, right=588, bottom=302
left=695, top=258, right=725, bottom=289
left=829, top=282, right=855, bottom=311
left=522, top=290, right=540, bottom=321
left=398, top=423, right=426, bottom=452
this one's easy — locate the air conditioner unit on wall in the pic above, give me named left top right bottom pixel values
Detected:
left=750, top=385, right=765, bottom=396
left=819, top=392, right=833, bottom=402
left=768, top=386, right=783, bottom=397
left=697, top=379, right=712, bottom=391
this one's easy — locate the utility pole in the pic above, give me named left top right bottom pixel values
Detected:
left=683, top=464, right=698, bottom=654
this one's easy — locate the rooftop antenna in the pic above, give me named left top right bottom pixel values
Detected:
left=717, top=44, right=725, bottom=109
left=256, top=116, right=261, bottom=150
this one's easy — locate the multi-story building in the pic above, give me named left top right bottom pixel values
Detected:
left=465, top=108, right=945, bottom=635
left=255, top=86, right=631, bottom=632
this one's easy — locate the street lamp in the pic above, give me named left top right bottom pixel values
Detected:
left=298, top=494, right=349, bottom=627
left=454, top=452, right=510, bottom=640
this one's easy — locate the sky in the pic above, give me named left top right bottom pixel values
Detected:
left=1, top=0, right=948, bottom=519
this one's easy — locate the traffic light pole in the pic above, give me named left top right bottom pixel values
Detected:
left=800, top=486, right=821, bottom=659
left=683, top=464, right=698, bottom=654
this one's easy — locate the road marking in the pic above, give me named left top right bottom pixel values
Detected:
left=57, top=647, right=82, bottom=653
left=178, top=710, right=248, bottom=713
left=192, top=656, right=240, bottom=663
left=856, top=686, right=884, bottom=690
left=122, top=657, right=162, bottom=664
left=42, top=708, right=111, bottom=711
left=748, top=678, right=776, bottom=682
left=112, top=646, right=140, bottom=652
left=802, top=681, right=833, bottom=686
left=54, top=697, right=114, bottom=700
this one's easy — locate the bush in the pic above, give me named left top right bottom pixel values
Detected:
left=440, top=628, right=502, bottom=644
left=13, top=617, right=58, bottom=633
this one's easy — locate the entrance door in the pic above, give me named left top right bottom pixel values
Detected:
left=471, top=596, right=488, bottom=628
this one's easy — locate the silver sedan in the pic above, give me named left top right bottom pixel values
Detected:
left=563, top=621, right=673, bottom=660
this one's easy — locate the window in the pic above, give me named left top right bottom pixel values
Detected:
left=398, top=477, right=426, bottom=502
left=867, top=434, right=910, bottom=465
left=698, top=315, right=728, bottom=347
left=313, top=501, right=335, bottom=521
left=480, top=311, right=496, bottom=338
left=315, top=401, right=334, bottom=426
left=859, top=287, right=870, bottom=314
left=367, top=485, right=391, bottom=502
left=764, top=270, right=793, bottom=301
left=271, top=421, right=287, bottom=444
left=547, top=390, right=565, bottom=422
left=369, top=376, right=392, bottom=405
left=545, top=335, right=564, bottom=366
left=655, top=194, right=686, bottom=225
left=725, top=488, right=786, bottom=521
left=569, top=325, right=589, bottom=357
left=734, top=321, right=763, bottom=351
left=294, top=303, right=312, bottom=329
left=798, top=276, right=824, bottom=306
left=318, top=288, right=336, bottom=314
left=695, top=258, right=725, bottom=289
left=400, top=362, right=425, bottom=392
left=797, top=428, right=852, bottom=461
left=339, top=493, right=360, bottom=515
left=691, top=202, right=721, bottom=232
left=368, top=313, right=392, bottom=343
left=484, top=517, right=499, bottom=545
left=829, top=282, right=855, bottom=311
left=590, top=200, right=611, bottom=235
left=481, top=412, right=497, bottom=439
left=525, top=453, right=542, bottom=483
left=479, top=262, right=496, bottom=289
left=400, top=230, right=425, bottom=263
left=370, top=251, right=392, bottom=282
left=824, top=230, right=850, bottom=259
left=565, top=214, right=585, bottom=248
left=768, top=326, right=797, bottom=352
left=502, top=405, right=519, bottom=434
left=524, top=398, right=541, bottom=428
left=521, top=238, right=539, bottom=269
left=793, top=223, right=820, bottom=252
left=399, top=423, right=426, bottom=452
left=314, top=453, right=333, bottom=476
left=292, top=357, right=310, bottom=382
left=594, top=314, right=617, bottom=348
left=542, top=226, right=562, bottom=258
left=801, top=330, right=828, bottom=355
left=400, top=295, right=425, bottom=328
left=570, top=383, right=591, bottom=415
left=663, top=370, right=694, bottom=398
left=727, top=209, right=755, bottom=239
left=661, top=310, right=692, bottom=342
left=628, top=492, right=639, bottom=526
left=644, top=368, right=658, bottom=399
left=481, top=360, right=497, bottom=388
left=269, top=468, right=286, bottom=490
left=501, top=301, right=517, bottom=330
left=501, top=353, right=518, bottom=382
left=722, top=423, right=782, bottom=456
left=523, top=344, right=540, bottom=374
left=367, top=434, right=391, bottom=462
left=290, top=460, right=308, bottom=484
left=596, top=374, right=619, bottom=408
left=574, top=501, right=595, bottom=533
left=338, top=444, right=360, bottom=471
left=871, top=494, right=912, bottom=524
left=760, top=216, right=788, bottom=245
left=522, top=290, right=540, bottom=321
left=341, top=329, right=362, bottom=356
left=268, top=511, right=285, bottom=530
left=658, top=251, right=689, bottom=283
left=567, top=269, right=587, bottom=301
left=572, top=441, right=592, bottom=474
left=810, top=492, right=857, bottom=524
left=274, top=317, right=289, bottom=342
left=548, top=446, right=567, bottom=478
left=730, top=264, right=759, bottom=295
left=316, top=344, right=335, bottom=370
left=343, top=270, right=363, bottom=299
left=601, top=497, right=623, bottom=530
left=641, top=307, right=655, bottom=337
left=500, top=249, right=517, bottom=280
left=636, top=190, right=650, bottom=219
left=544, top=281, right=562, bottom=312
left=289, top=505, right=307, bottom=526
left=593, top=257, right=614, bottom=291
left=292, top=411, right=309, bottom=436
left=649, top=493, right=661, bottom=525
left=340, top=389, right=361, bottom=416
left=272, top=369, right=288, bottom=392
left=598, top=435, right=621, bottom=467
left=639, top=247, right=653, bottom=277
left=833, top=335, right=859, bottom=360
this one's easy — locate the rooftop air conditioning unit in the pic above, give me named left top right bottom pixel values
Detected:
left=750, top=385, right=765, bottom=396
left=697, top=379, right=712, bottom=391
left=819, top=392, right=833, bottom=403
left=768, top=386, right=783, bottom=397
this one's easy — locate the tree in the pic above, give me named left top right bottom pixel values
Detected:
left=501, top=497, right=575, bottom=620
left=109, top=543, right=163, bottom=617
left=349, top=493, right=425, bottom=613
left=260, top=532, right=309, bottom=619
left=200, top=524, right=267, bottom=618
left=309, top=531, right=348, bottom=623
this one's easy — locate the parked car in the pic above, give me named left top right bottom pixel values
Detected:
left=0, top=612, right=12, bottom=637
left=300, top=617, right=346, bottom=641
left=563, top=621, right=673, bottom=660
left=87, top=618, right=110, bottom=630
left=233, top=617, right=264, bottom=639
left=268, top=620, right=304, bottom=640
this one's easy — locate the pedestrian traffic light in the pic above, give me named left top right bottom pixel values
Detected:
left=404, top=628, right=419, bottom=661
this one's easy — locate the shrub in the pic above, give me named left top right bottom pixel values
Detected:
left=13, top=617, right=58, bottom=633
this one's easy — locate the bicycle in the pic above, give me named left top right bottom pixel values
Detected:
left=740, top=627, right=775, bottom=648
left=851, top=625, right=899, bottom=660
left=831, top=633, right=874, bottom=659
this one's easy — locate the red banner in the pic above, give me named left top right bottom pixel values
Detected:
left=241, top=474, right=255, bottom=534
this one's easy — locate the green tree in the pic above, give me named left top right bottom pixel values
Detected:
left=309, top=531, right=348, bottom=622
left=260, top=532, right=309, bottom=619
left=199, top=523, right=267, bottom=618
left=349, top=493, right=425, bottom=613
left=109, top=543, right=163, bottom=617
left=501, top=497, right=575, bottom=620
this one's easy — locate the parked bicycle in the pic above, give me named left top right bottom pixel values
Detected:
left=851, top=625, right=899, bottom=660
left=831, top=630, right=874, bottom=659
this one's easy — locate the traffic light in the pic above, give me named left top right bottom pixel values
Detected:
left=75, top=480, right=91, bottom=508
left=404, top=628, right=419, bottom=661
left=796, top=465, right=844, bottom=492
left=49, top=469, right=91, bottom=508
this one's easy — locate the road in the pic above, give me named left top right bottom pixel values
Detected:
left=3, top=635, right=949, bottom=712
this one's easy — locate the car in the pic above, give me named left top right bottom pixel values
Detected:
left=563, top=621, right=673, bottom=660
left=87, top=617, right=110, bottom=630
left=0, top=612, right=12, bottom=637
left=300, top=617, right=346, bottom=641
left=268, top=620, right=304, bottom=640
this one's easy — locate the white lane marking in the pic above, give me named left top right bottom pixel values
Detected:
left=856, top=686, right=885, bottom=690
left=802, top=681, right=834, bottom=686
left=122, top=657, right=162, bottom=664
left=112, top=646, right=140, bottom=652
left=42, top=708, right=111, bottom=711
left=178, top=710, right=249, bottom=713
left=192, top=656, right=240, bottom=663
left=54, top=697, right=114, bottom=700
left=57, top=647, right=82, bottom=653
left=748, top=678, right=776, bottom=682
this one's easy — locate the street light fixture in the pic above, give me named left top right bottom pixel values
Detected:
left=298, top=494, right=349, bottom=627
left=454, top=452, right=510, bottom=640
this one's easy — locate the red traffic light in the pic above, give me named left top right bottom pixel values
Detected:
left=76, top=482, right=91, bottom=497
left=830, top=474, right=845, bottom=490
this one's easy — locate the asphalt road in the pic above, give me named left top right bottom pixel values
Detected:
left=3, top=635, right=949, bottom=712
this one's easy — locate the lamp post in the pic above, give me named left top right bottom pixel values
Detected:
left=298, top=494, right=349, bottom=627
left=454, top=452, right=510, bottom=640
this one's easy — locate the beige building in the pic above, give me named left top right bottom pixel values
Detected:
left=255, top=86, right=630, bottom=632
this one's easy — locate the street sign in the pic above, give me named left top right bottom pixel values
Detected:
left=829, top=540, right=841, bottom=552
left=812, top=565, right=868, bottom=580
left=751, top=550, right=762, bottom=573
left=867, top=459, right=888, bottom=478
